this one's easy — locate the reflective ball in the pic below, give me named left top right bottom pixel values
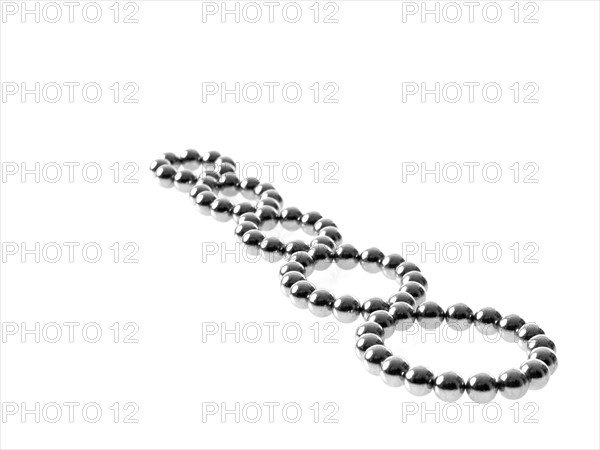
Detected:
left=180, top=149, right=202, bottom=170
left=261, top=189, right=283, bottom=206
left=367, top=310, right=395, bottom=339
left=520, top=359, right=550, bottom=390
left=150, top=158, right=170, bottom=173
left=361, top=297, right=389, bottom=320
left=395, top=261, right=420, bottom=282
left=161, top=152, right=179, bottom=166
left=254, top=182, right=275, bottom=197
left=332, top=295, right=361, bottom=323
left=217, top=172, right=240, bottom=196
left=257, top=198, right=281, bottom=211
left=517, top=323, right=545, bottom=350
left=260, top=237, right=285, bottom=263
left=318, top=226, right=342, bottom=245
left=280, top=271, right=306, bottom=296
left=445, top=303, right=473, bottom=331
left=174, top=169, right=198, bottom=192
left=156, top=165, right=177, bottom=188
left=404, top=366, right=434, bottom=396
left=466, top=373, right=497, bottom=403
left=415, top=301, right=445, bottom=330
left=497, top=369, right=529, bottom=400
left=310, top=235, right=336, bottom=250
left=381, top=253, right=406, bottom=280
left=201, top=150, right=221, bottom=165
left=280, top=207, right=303, bottom=231
left=434, top=371, right=465, bottom=402
left=234, top=222, right=258, bottom=243
left=360, top=247, right=384, bottom=273
left=498, top=314, right=526, bottom=343
left=288, top=251, right=315, bottom=277
left=388, top=292, right=416, bottom=308
left=279, top=261, right=306, bottom=278
left=363, top=344, right=393, bottom=375
left=355, top=333, right=384, bottom=360
left=388, top=302, right=415, bottom=332
left=335, top=244, right=360, bottom=270
left=473, top=307, right=502, bottom=336
left=307, top=244, right=334, bottom=271
left=239, top=177, right=260, bottom=199
left=289, top=280, right=315, bottom=309
left=314, top=218, right=337, bottom=234
left=398, top=281, right=426, bottom=305
left=307, top=289, right=335, bottom=317
left=241, top=229, right=265, bottom=257
left=255, top=206, right=279, bottom=231
left=401, top=271, right=428, bottom=291
left=210, top=198, right=233, bottom=222
left=355, top=322, right=385, bottom=339
left=528, top=348, right=558, bottom=375
left=238, top=212, right=261, bottom=227
left=189, top=183, right=211, bottom=202
left=284, top=240, right=310, bottom=259
left=527, top=335, right=556, bottom=353
left=194, top=191, right=217, bottom=215
left=380, top=355, right=410, bottom=387
left=232, top=202, right=256, bottom=223
left=300, top=211, right=323, bottom=234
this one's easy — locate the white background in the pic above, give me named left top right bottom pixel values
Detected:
left=1, top=1, right=599, bottom=449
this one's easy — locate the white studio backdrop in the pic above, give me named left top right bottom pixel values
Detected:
left=0, top=1, right=599, bottom=449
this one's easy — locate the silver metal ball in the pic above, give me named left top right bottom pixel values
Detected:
left=387, top=292, right=416, bottom=308
left=445, top=303, right=473, bottom=331
left=355, top=322, right=385, bottom=339
left=284, top=241, right=310, bottom=259
left=527, top=335, right=556, bottom=353
left=239, top=177, right=260, bottom=199
left=300, top=211, right=323, bottom=235
left=150, top=158, right=170, bottom=173
left=241, top=229, right=265, bottom=257
left=260, top=237, right=285, bottom=263
left=318, top=226, right=342, bottom=245
left=363, top=344, right=393, bottom=375
left=174, top=169, right=197, bottom=192
left=520, top=359, right=550, bottom=390
left=210, top=198, right=233, bottom=222
left=180, top=149, right=202, bottom=170
left=288, top=280, right=315, bottom=309
left=433, top=371, right=465, bottom=402
left=310, top=235, right=336, bottom=251
left=388, top=302, right=415, bottom=332
left=335, top=244, right=360, bottom=270
left=194, top=191, right=217, bottom=216
left=189, top=183, right=212, bottom=203
left=280, top=272, right=306, bottom=297
left=517, top=323, right=545, bottom=350
left=279, top=261, right=306, bottom=278
left=232, top=202, right=256, bottom=223
left=361, top=297, right=389, bottom=320
left=238, top=212, right=261, bottom=227
left=307, top=244, right=334, bottom=271
left=255, top=206, right=279, bottom=231
left=404, top=366, right=434, bottom=396
left=332, top=295, right=361, bottom=323
left=473, top=307, right=502, bottom=336
left=466, top=373, right=498, bottom=403
left=307, top=289, right=335, bottom=317
left=355, top=333, right=384, bottom=360
left=380, top=253, right=405, bottom=279
left=401, top=271, right=428, bottom=291
left=288, top=251, right=315, bottom=277
left=395, top=261, right=420, bottom=282
left=498, top=314, right=526, bottom=343
left=497, top=368, right=529, bottom=400
left=415, top=301, right=445, bottom=330
left=279, top=207, right=303, bottom=231
left=360, top=247, right=384, bottom=273
left=380, top=355, right=410, bottom=387
left=234, top=222, right=258, bottom=243
left=367, top=310, right=395, bottom=339
left=314, top=218, right=337, bottom=234
left=398, top=281, right=426, bottom=305
left=528, top=348, right=558, bottom=375
left=217, top=172, right=240, bottom=196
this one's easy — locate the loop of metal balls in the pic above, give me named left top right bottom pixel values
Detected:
left=355, top=304, right=557, bottom=403
left=151, top=150, right=557, bottom=403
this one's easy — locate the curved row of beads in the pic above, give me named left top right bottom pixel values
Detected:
left=355, top=302, right=557, bottom=403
